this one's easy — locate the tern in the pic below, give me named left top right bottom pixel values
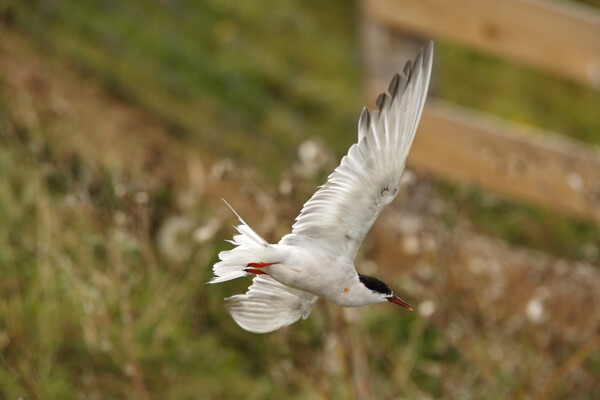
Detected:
left=210, top=43, right=433, bottom=333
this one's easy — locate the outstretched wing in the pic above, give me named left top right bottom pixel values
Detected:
left=227, top=275, right=318, bottom=334
left=280, top=43, right=433, bottom=261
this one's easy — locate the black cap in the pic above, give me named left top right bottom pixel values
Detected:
left=358, top=274, right=392, bottom=295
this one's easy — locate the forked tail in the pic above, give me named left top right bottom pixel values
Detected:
left=209, top=200, right=273, bottom=284
left=210, top=200, right=319, bottom=333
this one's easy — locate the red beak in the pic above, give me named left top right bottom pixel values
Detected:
left=387, top=295, right=413, bottom=310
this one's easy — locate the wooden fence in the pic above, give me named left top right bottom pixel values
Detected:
left=362, top=0, right=600, bottom=223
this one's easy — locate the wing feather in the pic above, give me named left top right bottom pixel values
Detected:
left=280, top=43, right=433, bottom=261
left=227, top=275, right=318, bottom=334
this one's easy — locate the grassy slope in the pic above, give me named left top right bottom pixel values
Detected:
left=1, top=33, right=464, bottom=400
left=1, top=0, right=600, bottom=398
left=9, top=0, right=600, bottom=260
left=12, top=0, right=362, bottom=179
left=0, top=32, right=324, bottom=399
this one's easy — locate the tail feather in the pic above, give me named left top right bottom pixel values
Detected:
left=223, top=199, right=269, bottom=248
left=209, top=200, right=272, bottom=284
left=210, top=200, right=319, bottom=333
left=209, top=248, right=263, bottom=284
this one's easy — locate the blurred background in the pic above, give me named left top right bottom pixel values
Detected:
left=1, top=0, right=600, bottom=398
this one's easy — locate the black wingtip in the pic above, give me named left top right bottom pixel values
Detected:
left=376, top=92, right=389, bottom=111
left=403, top=60, right=412, bottom=78
left=358, top=106, right=370, bottom=135
left=388, top=73, right=400, bottom=98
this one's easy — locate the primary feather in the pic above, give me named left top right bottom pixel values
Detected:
left=280, top=43, right=433, bottom=260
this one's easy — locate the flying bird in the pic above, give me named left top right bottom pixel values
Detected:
left=210, top=43, right=433, bottom=333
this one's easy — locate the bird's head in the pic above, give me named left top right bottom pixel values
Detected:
left=358, top=274, right=412, bottom=310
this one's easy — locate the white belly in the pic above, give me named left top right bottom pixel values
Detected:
left=264, top=245, right=354, bottom=299
left=261, top=244, right=368, bottom=306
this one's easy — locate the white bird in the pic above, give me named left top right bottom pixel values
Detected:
left=210, top=43, right=433, bottom=333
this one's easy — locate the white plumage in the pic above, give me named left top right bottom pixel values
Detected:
left=210, top=43, right=434, bottom=333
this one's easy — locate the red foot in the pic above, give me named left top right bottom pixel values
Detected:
left=244, top=262, right=279, bottom=276
left=247, top=262, right=279, bottom=269
left=245, top=268, right=266, bottom=275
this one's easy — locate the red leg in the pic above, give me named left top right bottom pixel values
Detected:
left=245, top=268, right=266, bottom=275
left=244, top=261, right=279, bottom=276
left=247, top=262, right=279, bottom=269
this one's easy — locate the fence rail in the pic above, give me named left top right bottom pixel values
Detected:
left=363, top=0, right=600, bottom=222
left=364, top=0, right=600, bottom=88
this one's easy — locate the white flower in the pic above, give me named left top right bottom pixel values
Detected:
left=193, top=218, right=221, bottom=243
left=295, top=139, right=332, bottom=178
left=157, top=215, right=195, bottom=263
left=525, top=297, right=546, bottom=324
left=418, top=300, right=436, bottom=317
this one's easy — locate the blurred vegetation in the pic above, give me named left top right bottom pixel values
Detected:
left=8, top=0, right=362, bottom=178
left=1, top=0, right=600, bottom=399
left=7, top=0, right=600, bottom=261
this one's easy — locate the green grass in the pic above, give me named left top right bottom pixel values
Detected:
left=1, top=0, right=600, bottom=398
left=0, top=87, right=325, bottom=399
left=437, top=42, right=600, bottom=145
left=9, top=0, right=362, bottom=180
left=438, top=181, right=600, bottom=262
